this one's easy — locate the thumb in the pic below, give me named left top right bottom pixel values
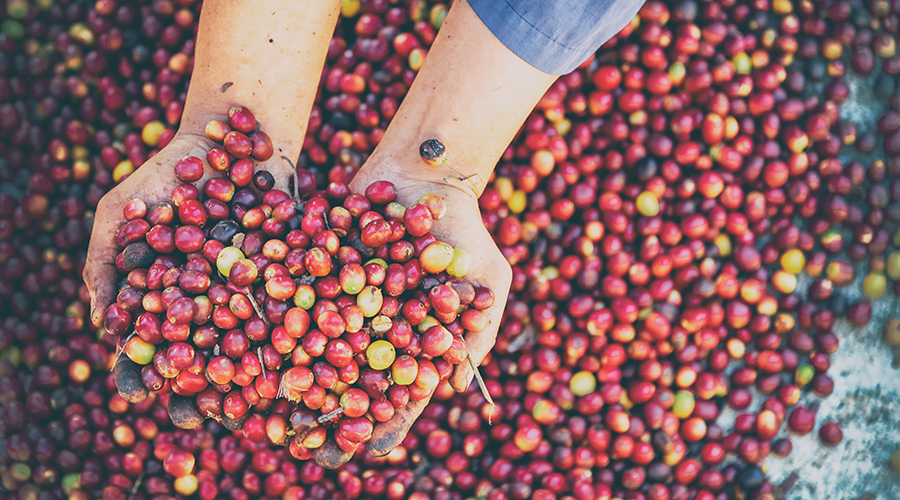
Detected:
left=88, top=265, right=118, bottom=329
left=312, top=439, right=354, bottom=469
left=449, top=269, right=510, bottom=393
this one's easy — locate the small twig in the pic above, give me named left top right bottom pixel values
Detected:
left=282, top=155, right=300, bottom=204
left=779, top=473, right=798, bottom=491
left=462, top=339, right=495, bottom=424
left=258, top=347, right=266, bottom=379
left=111, top=332, right=137, bottom=372
left=773, top=473, right=799, bottom=500
left=128, top=472, right=144, bottom=499
left=411, top=457, right=430, bottom=478
left=247, top=293, right=270, bottom=326
left=318, top=406, right=344, bottom=423
left=507, top=324, right=536, bottom=353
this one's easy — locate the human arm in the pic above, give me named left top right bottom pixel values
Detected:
left=316, top=0, right=644, bottom=467
left=85, top=0, right=342, bottom=330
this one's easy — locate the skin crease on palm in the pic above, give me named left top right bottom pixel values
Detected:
left=85, top=0, right=560, bottom=469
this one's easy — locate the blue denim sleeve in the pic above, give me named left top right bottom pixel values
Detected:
left=468, top=0, right=645, bottom=75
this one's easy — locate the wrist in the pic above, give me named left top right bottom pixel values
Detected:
left=172, top=118, right=298, bottom=183
left=351, top=153, right=483, bottom=207
left=355, top=137, right=494, bottom=201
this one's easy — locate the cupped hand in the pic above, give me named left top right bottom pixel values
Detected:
left=312, top=158, right=512, bottom=468
left=85, top=131, right=292, bottom=425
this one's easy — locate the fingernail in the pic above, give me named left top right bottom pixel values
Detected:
left=369, top=444, right=389, bottom=457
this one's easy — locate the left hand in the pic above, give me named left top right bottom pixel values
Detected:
left=312, top=157, right=512, bottom=468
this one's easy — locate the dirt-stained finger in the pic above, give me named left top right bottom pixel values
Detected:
left=114, top=359, right=149, bottom=403
left=367, top=398, right=430, bottom=457
left=312, top=439, right=354, bottom=469
left=167, top=394, right=205, bottom=430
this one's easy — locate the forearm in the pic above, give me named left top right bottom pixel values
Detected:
left=179, top=0, right=341, bottom=163
left=364, top=0, right=557, bottom=197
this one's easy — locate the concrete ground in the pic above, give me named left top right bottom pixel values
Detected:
left=745, top=72, right=900, bottom=499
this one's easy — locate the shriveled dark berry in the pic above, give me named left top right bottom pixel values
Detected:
left=122, top=242, right=155, bottom=269
left=419, top=139, right=446, bottom=167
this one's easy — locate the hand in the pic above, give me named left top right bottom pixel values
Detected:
left=85, top=131, right=292, bottom=425
left=311, top=158, right=512, bottom=468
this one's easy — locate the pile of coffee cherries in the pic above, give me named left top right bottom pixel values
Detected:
left=104, top=106, right=493, bottom=457
left=10, top=0, right=900, bottom=497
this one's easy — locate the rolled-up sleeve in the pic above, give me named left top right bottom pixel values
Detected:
left=468, top=0, right=646, bottom=75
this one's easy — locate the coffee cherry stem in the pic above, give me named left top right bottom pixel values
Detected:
left=318, top=406, right=344, bottom=423
left=463, top=339, right=495, bottom=424
left=129, top=471, right=144, bottom=498
left=506, top=324, right=536, bottom=353
left=276, top=377, right=285, bottom=399
left=277, top=377, right=305, bottom=402
left=246, top=292, right=270, bottom=326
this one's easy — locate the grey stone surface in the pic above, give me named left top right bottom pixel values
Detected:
left=747, top=72, right=900, bottom=499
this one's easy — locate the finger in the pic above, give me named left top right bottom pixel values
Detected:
left=313, top=438, right=354, bottom=469
left=263, top=155, right=298, bottom=197
left=114, top=359, right=149, bottom=403
left=167, top=394, right=204, bottom=430
left=448, top=325, right=495, bottom=393
left=84, top=202, right=125, bottom=328
left=449, top=260, right=511, bottom=392
left=86, top=261, right=118, bottom=330
left=367, top=397, right=430, bottom=457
